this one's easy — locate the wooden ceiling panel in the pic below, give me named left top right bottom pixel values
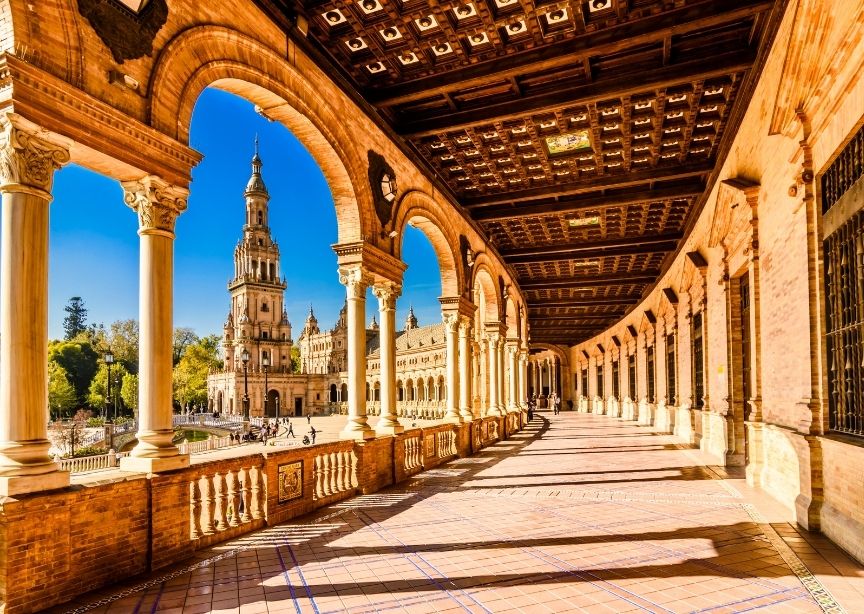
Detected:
left=255, top=0, right=785, bottom=345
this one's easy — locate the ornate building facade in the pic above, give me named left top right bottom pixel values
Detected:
left=208, top=151, right=451, bottom=419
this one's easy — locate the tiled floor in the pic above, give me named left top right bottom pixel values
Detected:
left=53, top=412, right=864, bottom=613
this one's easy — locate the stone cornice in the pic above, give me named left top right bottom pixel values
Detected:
left=0, top=56, right=201, bottom=186
left=438, top=296, right=476, bottom=319
left=333, top=241, right=407, bottom=285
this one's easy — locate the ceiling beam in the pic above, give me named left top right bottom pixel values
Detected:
left=369, top=0, right=771, bottom=108
left=519, top=270, right=660, bottom=290
left=470, top=182, right=704, bottom=221
left=527, top=296, right=640, bottom=307
left=529, top=314, right=620, bottom=322
left=501, top=233, right=682, bottom=264
left=398, top=49, right=756, bottom=137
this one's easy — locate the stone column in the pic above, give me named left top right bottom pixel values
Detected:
left=443, top=313, right=461, bottom=423
left=120, top=176, right=190, bottom=473
left=0, top=117, right=71, bottom=495
left=478, top=337, right=489, bottom=414
left=458, top=317, right=474, bottom=421
left=339, top=266, right=374, bottom=440
left=472, top=339, right=482, bottom=415
left=519, top=350, right=528, bottom=408
left=486, top=333, right=502, bottom=415
left=506, top=341, right=519, bottom=410
left=373, top=283, right=402, bottom=435
left=497, top=337, right=507, bottom=413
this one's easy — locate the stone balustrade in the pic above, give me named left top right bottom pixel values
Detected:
left=312, top=443, right=357, bottom=501
left=54, top=450, right=130, bottom=473
left=178, top=435, right=234, bottom=455
left=4, top=413, right=525, bottom=613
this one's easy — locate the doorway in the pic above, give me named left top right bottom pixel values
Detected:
left=294, top=396, right=303, bottom=417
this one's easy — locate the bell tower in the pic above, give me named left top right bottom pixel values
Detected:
left=225, top=139, right=292, bottom=371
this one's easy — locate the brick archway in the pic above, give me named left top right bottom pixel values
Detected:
left=392, top=190, right=462, bottom=298
left=148, top=25, right=369, bottom=243
left=472, top=263, right=501, bottom=326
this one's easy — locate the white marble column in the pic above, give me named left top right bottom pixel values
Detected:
left=121, top=176, right=190, bottom=473
left=486, top=333, right=502, bottom=415
left=506, top=341, right=518, bottom=410
left=374, top=283, right=402, bottom=435
left=0, top=117, right=71, bottom=495
left=443, top=313, right=461, bottom=423
left=519, top=350, right=528, bottom=408
left=458, top=317, right=474, bottom=421
left=339, top=266, right=374, bottom=440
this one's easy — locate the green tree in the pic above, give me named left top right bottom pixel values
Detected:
left=173, top=336, right=221, bottom=411
left=48, top=362, right=78, bottom=419
left=108, top=319, right=139, bottom=374
left=121, top=373, right=139, bottom=417
left=62, top=297, right=88, bottom=340
left=290, top=345, right=301, bottom=374
left=172, top=327, right=199, bottom=365
left=87, top=361, right=129, bottom=417
left=48, top=340, right=99, bottom=405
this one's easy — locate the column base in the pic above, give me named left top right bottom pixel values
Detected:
left=375, top=423, right=405, bottom=436
left=443, top=414, right=463, bottom=425
left=120, top=453, right=190, bottom=474
left=340, top=426, right=375, bottom=440
left=0, top=469, right=69, bottom=497
left=459, top=409, right=474, bottom=422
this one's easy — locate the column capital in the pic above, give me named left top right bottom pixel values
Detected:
left=442, top=311, right=460, bottom=332
left=372, top=282, right=401, bottom=308
left=0, top=114, right=70, bottom=196
left=458, top=315, right=472, bottom=336
left=339, top=265, right=373, bottom=299
left=122, top=175, right=188, bottom=237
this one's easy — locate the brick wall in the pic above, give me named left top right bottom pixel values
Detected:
left=0, top=415, right=523, bottom=613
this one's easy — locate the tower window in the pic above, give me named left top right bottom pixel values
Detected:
left=263, top=331, right=269, bottom=339
left=257, top=210, right=263, bottom=225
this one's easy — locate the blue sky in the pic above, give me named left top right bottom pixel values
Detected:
left=47, top=88, right=443, bottom=340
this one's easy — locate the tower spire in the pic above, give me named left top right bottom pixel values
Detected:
left=246, top=137, right=268, bottom=196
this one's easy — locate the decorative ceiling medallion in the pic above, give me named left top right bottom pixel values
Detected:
left=78, top=0, right=168, bottom=63
left=545, top=130, right=592, bottom=155
left=368, top=150, right=397, bottom=226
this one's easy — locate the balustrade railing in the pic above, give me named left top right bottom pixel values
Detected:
left=436, top=429, right=456, bottom=459
left=312, top=443, right=357, bottom=501
left=178, top=435, right=234, bottom=455
left=55, top=450, right=130, bottom=473
left=189, top=461, right=265, bottom=541
left=403, top=433, right=423, bottom=475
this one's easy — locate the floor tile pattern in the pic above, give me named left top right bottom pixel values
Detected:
left=51, top=413, right=864, bottom=614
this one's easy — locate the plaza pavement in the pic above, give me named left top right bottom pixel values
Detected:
left=54, top=411, right=864, bottom=613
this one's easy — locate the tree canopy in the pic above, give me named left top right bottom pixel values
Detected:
left=48, top=340, right=99, bottom=404
left=173, top=335, right=222, bottom=410
left=48, top=362, right=78, bottom=419
left=62, top=297, right=88, bottom=340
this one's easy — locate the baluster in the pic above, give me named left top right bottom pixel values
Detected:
left=200, top=476, right=215, bottom=534
left=313, top=455, right=322, bottom=499
left=321, top=454, right=331, bottom=496
left=350, top=451, right=358, bottom=487
left=328, top=452, right=338, bottom=495
left=190, top=480, right=203, bottom=539
left=226, top=470, right=239, bottom=527
left=239, top=467, right=251, bottom=523
left=250, top=466, right=262, bottom=520
left=213, top=473, right=227, bottom=531
left=335, top=451, right=345, bottom=493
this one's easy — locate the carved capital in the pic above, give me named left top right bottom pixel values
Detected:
left=0, top=117, right=70, bottom=195
left=372, top=282, right=401, bottom=310
left=458, top=316, right=472, bottom=338
left=442, top=312, right=460, bottom=333
left=122, top=176, right=188, bottom=235
left=339, top=266, right=372, bottom=299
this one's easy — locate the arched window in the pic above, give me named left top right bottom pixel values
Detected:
left=257, top=210, right=263, bottom=225
left=261, top=302, right=269, bottom=312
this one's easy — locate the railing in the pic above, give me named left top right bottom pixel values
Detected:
left=173, top=414, right=246, bottom=430
left=112, top=421, right=137, bottom=434
left=436, top=429, right=457, bottom=459
left=403, top=432, right=423, bottom=475
left=313, top=443, right=357, bottom=501
left=55, top=450, right=130, bottom=473
left=189, top=461, right=265, bottom=541
left=178, top=435, right=234, bottom=455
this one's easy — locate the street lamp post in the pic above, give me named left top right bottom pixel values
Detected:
left=104, top=350, right=114, bottom=422
left=262, top=354, right=270, bottom=418
left=241, top=349, right=250, bottom=420
left=114, top=376, right=121, bottom=420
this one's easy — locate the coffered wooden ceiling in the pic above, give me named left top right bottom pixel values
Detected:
left=255, top=0, right=785, bottom=346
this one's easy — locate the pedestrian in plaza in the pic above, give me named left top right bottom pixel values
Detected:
left=287, top=420, right=295, bottom=438
left=554, top=393, right=561, bottom=415
left=307, top=414, right=311, bottom=424
left=309, top=425, right=317, bottom=445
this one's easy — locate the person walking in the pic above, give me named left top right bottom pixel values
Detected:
left=309, top=425, right=317, bottom=445
left=287, top=420, right=295, bottom=438
left=554, top=393, right=561, bottom=415
left=307, top=414, right=312, bottom=425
